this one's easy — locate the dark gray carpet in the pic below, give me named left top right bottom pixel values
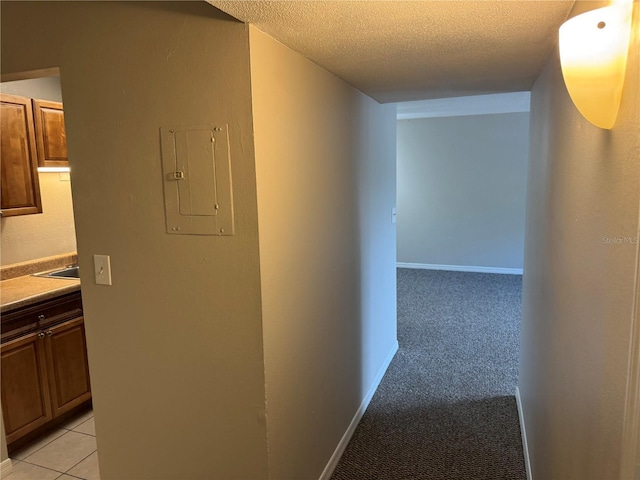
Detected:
left=331, top=269, right=526, bottom=480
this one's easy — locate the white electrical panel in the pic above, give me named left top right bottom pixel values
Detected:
left=160, top=124, right=234, bottom=236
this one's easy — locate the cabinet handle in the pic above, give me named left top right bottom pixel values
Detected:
left=46, top=331, right=53, bottom=336
left=38, top=314, right=45, bottom=321
left=38, top=332, right=45, bottom=339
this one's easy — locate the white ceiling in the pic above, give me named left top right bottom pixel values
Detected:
left=208, top=0, right=575, bottom=103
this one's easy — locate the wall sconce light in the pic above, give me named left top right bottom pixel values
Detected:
left=559, top=1, right=634, bottom=129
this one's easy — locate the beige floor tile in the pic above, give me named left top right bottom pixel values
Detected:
left=72, top=417, right=96, bottom=436
left=55, top=476, right=79, bottom=480
left=67, top=452, right=100, bottom=480
left=12, top=429, right=68, bottom=460
left=59, top=409, right=93, bottom=430
left=23, top=431, right=97, bottom=473
left=6, top=460, right=61, bottom=480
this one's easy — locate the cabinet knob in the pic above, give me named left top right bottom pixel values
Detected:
left=38, top=332, right=45, bottom=339
left=38, top=314, right=45, bottom=321
left=46, top=331, right=53, bottom=336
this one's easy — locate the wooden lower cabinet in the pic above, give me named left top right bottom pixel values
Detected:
left=0, top=332, right=52, bottom=444
left=45, top=317, right=92, bottom=417
left=1, top=310, right=91, bottom=446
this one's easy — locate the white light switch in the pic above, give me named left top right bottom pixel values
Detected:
left=94, top=254, right=112, bottom=286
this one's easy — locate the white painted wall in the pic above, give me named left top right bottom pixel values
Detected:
left=396, top=92, right=530, bottom=120
left=397, top=113, right=529, bottom=271
left=1, top=173, right=77, bottom=265
left=249, top=27, right=398, bottom=480
left=0, top=76, right=77, bottom=266
left=1, top=3, right=269, bottom=479
left=1, top=76, right=63, bottom=102
left=518, top=1, right=640, bottom=479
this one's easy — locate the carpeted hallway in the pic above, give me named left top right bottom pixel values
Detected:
left=331, top=269, right=526, bottom=480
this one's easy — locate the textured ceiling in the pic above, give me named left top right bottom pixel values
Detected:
left=208, top=0, right=575, bottom=103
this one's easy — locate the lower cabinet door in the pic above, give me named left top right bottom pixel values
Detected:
left=44, top=317, right=92, bottom=417
left=1, top=332, right=52, bottom=443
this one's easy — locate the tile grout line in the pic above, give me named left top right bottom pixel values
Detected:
left=18, top=432, right=96, bottom=475
left=18, top=457, right=67, bottom=474
left=70, top=430, right=96, bottom=438
left=12, top=412, right=93, bottom=462
left=63, top=449, right=98, bottom=478
left=70, top=416, right=96, bottom=437
left=19, top=442, right=97, bottom=477
left=10, top=411, right=95, bottom=478
left=57, top=473, right=85, bottom=480
left=14, top=430, right=71, bottom=464
left=16, top=459, right=68, bottom=475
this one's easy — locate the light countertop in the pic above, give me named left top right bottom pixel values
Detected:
left=1, top=274, right=81, bottom=313
left=1, top=253, right=81, bottom=313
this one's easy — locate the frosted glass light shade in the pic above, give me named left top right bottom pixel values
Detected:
left=559, top=4, right=633, bottom=129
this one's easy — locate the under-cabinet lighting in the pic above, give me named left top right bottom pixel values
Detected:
left=38, top=166, right=70, bottom=173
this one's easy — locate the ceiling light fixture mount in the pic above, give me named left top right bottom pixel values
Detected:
left=558, top=0, right=634, bottom=129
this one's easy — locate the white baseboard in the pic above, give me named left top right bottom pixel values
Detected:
left=515, top=387, right=532, bottom=480
left=319, top=340, right=399, bottom=480
left=397, top=262, right=523, bottom=275
left=1, top=458, right=13, bottom=477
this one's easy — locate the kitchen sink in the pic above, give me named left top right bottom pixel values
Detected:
left=33, top=265, right=80, bottom=279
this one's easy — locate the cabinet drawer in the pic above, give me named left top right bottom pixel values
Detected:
left=1, top=292, right=83, bottom=343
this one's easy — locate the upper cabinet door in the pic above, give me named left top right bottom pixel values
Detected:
left=33, top=99, right=68, bottom=167
left=0, top=94, right=43, bottom=217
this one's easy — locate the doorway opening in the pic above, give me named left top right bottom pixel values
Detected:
left=1, top=69, right=98, bottom=480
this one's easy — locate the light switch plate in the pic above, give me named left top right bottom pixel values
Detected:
left=94, top=254, right=112, bottom=286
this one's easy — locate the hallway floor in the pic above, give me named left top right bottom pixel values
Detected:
left=332, top=269, right=526, bottom=480
left=7, top=409, right=99, bottom=480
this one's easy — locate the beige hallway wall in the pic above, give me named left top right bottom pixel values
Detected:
left=518, top=2, right=640, bottom=479
left=1, top=3, right=269, bottom=479
left=249, top=26, right=398, bottom=480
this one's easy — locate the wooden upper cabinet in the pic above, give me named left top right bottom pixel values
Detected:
left=33, top=99, right=68, bottom=167
left=0, top=94, right=43, bottom=217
